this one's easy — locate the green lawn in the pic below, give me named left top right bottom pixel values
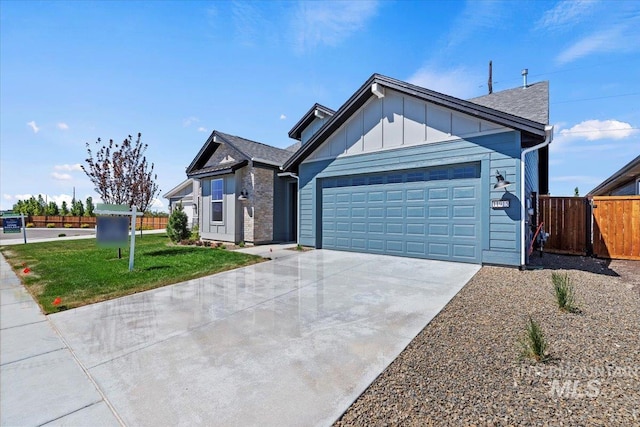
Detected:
left=0, top=235, right=263, bottom=314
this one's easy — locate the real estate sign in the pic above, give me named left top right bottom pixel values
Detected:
left=2, top=216, right=22, bottom=233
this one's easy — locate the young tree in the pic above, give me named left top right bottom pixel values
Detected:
left=574, top=187, right=580, bottom=197
left=82, top=133, right=160, bottom=212
left=166, top=203, right=190, bottom=243
left=45, top=201, right=60, bottom=216
left=71, top=199, right=85, bottom=216
left=85, top=196, right=95, bottom=216
left=60, top=201, right=70, bottom=216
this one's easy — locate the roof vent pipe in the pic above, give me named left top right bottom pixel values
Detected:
left=521, top=68, right=528, bottom=88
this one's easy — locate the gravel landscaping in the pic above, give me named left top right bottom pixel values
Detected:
left=335, top=254, right=640, bottom=426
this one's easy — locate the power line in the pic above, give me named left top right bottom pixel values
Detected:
left=552, top=92, right=640, bottom=104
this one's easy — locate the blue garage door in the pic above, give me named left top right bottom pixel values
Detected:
left=321, top=163, right=482, bottom=263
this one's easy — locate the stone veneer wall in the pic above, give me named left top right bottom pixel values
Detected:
left=240, top=166, right=275, bottom=243
left=252, top=166, right=274, bottom=243
left=240, top=168, right=254, bottom=243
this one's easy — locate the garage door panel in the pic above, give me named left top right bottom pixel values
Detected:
left=386, top=190, right=404, bottom=202
left=386, top=223, right=404, bottom=234
left=453, top=186, right=476, bottom=199
left=321, top=164, right=481, bottom=263
left=453, top=224, right=476, bottom=237
left=428, top=188, right=449, bottom=200
left=453, top=205, right=475, bottom=218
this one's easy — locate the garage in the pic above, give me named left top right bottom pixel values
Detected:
left=283, top=74, right=551, bottom=268
left=321, top=163, right=482, bottom=263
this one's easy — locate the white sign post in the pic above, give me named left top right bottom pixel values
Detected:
left=95, top=204, right=143, bottom=271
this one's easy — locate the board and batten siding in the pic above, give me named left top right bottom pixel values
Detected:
left=304, top=89, right=508, bottom=162
left=200, top=175, right=236, bottom=242
left=299, top=130, right=525, bottom=266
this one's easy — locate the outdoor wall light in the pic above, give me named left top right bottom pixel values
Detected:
left=238, top=190, right=249, bottom=201
left=493, top=170, right=512, bottom=190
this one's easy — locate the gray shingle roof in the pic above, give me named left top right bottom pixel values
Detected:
left=215, top=131, right=293, bottom=165
left=469, top=81, right=549, bottom=124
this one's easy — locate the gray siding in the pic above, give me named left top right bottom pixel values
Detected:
left=200, top=175, right=236, bottom=242
left=611, top=180, right=637, bottom=196
left=299, top=131, right=524, bottom=266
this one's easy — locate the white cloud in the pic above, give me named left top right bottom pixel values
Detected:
left=27, top=121, right=39, bottom=133
left=292, top=1, right=379, bottom=53
left=3, top=194, right=14, bottom=200
left=556, top=22, right=640, bottom=65
left=14, top=193, right=33, bottom=200
left=150, top=198, right=165, bottom=209
left=50, top=194, right=73, bottom=206
left=51, top=172, right=72, bottom=181
left=183, top=116, right=199, bottom=127
left=54, top=163, right=83, bottom=172
left=560, top=119, right=636, bottom=141
left=536, top=0, right=598, bottom=30
left=407, top=66, right=480, bottom=99
left=280, top=114, right=287, bottom=120
left=197, top=127, right=208, bottom=132
left=57, top=122, right=69, bottom=130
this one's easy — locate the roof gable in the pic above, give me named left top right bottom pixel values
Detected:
left=288, top=103, right=336, bottom=141
left=588, top=154, right=640, bottom=196
left=283, top=74, right=548, bottom=172
left=186, top=130, right=294, bottom=177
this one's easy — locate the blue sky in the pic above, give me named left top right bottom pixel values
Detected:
left=1, top=0, right=639, bottom=211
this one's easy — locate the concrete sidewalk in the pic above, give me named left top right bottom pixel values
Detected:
left=232, top=242, right=301, bottom=260
left=0, top=255, right=121, bottom=426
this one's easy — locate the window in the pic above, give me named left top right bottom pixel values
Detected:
left=211, top=179, right=223, bottom=222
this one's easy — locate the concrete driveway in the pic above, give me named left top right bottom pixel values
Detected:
left=49, top=250, right=479, bottom=426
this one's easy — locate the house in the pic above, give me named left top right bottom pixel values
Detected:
left=588, top=154, right=640, bottom=196
left=186, top=131, right=297, bottom=244
left=163, top=178, right=197, bottom=228
left=282, top=74, right=553, bottom=268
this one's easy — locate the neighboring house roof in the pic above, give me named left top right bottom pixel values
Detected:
left=588, top=154, right=640, bottom=196
left=163, top=178, right=193, bottom=199
left=186, top=131, right=294, bottom=178
left=288, top=103, right=336, bottom=140
left=469, top=81, right=549, bottom=124
left=283, top=74, right=549, bottom=172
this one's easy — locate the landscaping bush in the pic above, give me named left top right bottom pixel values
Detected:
left=80, top=223, right=92, bottom=229
left=190, top=224, right=200, bottom=241
left=552, top=272, right=577, bottom=312
left=46, top=223, right=56, bottom=228
left=166, top=203, right=190, bottom=243
left=64, top=224, right=73, bottom=228
left=519, top=316, right=549, bottom=362
left=26, top=223, right=35, bottom=228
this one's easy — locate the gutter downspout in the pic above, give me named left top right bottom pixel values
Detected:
left=520, top=125, right=554, bottom=267
left=278, top=171, right=300, bottom=245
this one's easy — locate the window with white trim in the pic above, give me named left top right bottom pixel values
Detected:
left=211, top=179, right=223, bottom=222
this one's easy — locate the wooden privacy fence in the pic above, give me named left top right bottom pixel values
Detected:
left=539, top=195, right=640, bottom=260
left=27, top=215, right=168, bottom=230
left=539, top=196, right=589, bottom=255
left=592, top=196, right=640, bottom=260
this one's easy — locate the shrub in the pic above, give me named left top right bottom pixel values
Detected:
left=519, top=316, right=549, bottom=362
left=202, top=241, right=211, bottom=247
left=46, top=223, right=56, bottom=228
left=63, top=224, right=73, bottom=228
left=166, top=203, right=190, bottom=243
left=80, top=223, right=92, bottom=229
left=190, top=224, right=200, bottom=241
left=26, top=223, right=35, bottom=228
left=238, top=241, right=245, bottom=248
left=552, top=272, right=577, bottom=312
left=296, top=244, right=303, bottom=251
